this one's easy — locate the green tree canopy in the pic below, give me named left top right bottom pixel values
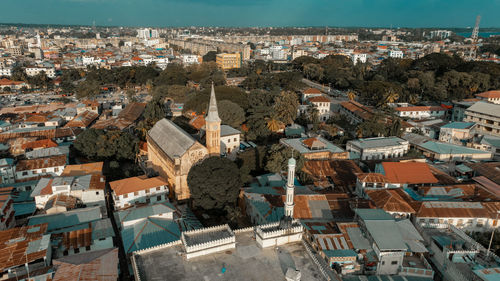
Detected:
left=202, top=51, right=218, bottom=62
left=265, top=144, right=304, bottom=174
left=273, top=91, right=299, bottom=125
left=187, top=157, right=242, bottom=210
left=73, top=129, right=138, bottom=161
left=218, top=100, right=245, bottom=128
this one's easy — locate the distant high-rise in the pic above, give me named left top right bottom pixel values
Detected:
left=137, top=28, right=159, bottom=39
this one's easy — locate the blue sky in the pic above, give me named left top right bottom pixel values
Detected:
left=1, top=0, right=499, bottom=27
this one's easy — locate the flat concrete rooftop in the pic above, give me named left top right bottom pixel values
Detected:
left=135, top=231, right=323, bottom=281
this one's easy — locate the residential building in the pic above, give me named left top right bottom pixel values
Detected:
left=25, top=67, right=56, bottom=78
left=0, top=68, right=12, bottom=77
left=365, top=189, right=415, bottom=219
left=76, top=100, right=100, bottom=115
left=53, top=248, right=119, bottom=281
left=301, top=88, right=322, bottom=102
left=31, top=174, right=106, bottom=209
left=476, top=90, right=500, bottom=104
left=438, top=122, right=476, bottom=145
left=429, top=30, right=451, bottom=39
left=0, top=187, right=15, bottom=230
left=352, top=52, right=367, bottom=64
left=307, top=96, right=331, bottom=121
left=389, top=50, right=404, bottom=58
left=0, top=158, right=15, bottom=184
left=219, top=125, right=240, bottom=155
left=0, top=224, right=51, bottom=279
left=394, top=106, right=446, bottom=119
left=339, top=100, right=374, bottom=124
left=451, top=99, right=479, bottom=121
left=216, top=53, right=241, bottom=70
left=181, top=54, right=201, bottom=65
left=64, top=110, right=99, bottom=128
left=0, top=78, right=30, bottom=91
left=415, top=201, right=497, bottom=231
left=346, top=137, right=409, bottom=160
left=369, top=161, right=439, bottom=188
left=464, top=101, right=500, bottom=137
left=411, top=139, right=492, bottom=161
left=15, top=155, right=66, bottom=180
left=109, top=176, right=169, bottom=209
left=280, top=136, right=348, bottom=160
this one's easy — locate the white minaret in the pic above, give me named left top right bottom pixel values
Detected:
left=284, top=157, right=296, bottom=218
left=36, top=33, right=41, bottom=48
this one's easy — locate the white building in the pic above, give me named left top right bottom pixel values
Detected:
left=389, top=50, right=404, bottom=59
left=0, top=68, right=12, bottom=77
left=352, top=53, right=367, bottom=65
left=346, top=137, right=409, bottom=161
left=82, top=56, right=97, bottom=66
left=181, top=54, right=200, bottom=65
left=220, top=125, right=241, bottom=156
left=15, top=155, right=66, bottom=181
left=31, top=174, right=106, bottom=209
left=25, top=67, right=56, bottom=78
left=394, top=106, right=446, bottom=119
left=429, top=30, right=451, bottom=39
left=307, top=96, right=331, bottom=121
left=109, top=176, right=169, bottom=209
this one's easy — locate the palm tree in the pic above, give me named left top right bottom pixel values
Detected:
left=384, top=88, right=400, bottom=104
left=266, top=117, right=283, bottom=132
left=347, top=91, right=356, bottom=101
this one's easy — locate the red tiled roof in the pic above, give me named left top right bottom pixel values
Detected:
left=64, top=110, right=99, bottom=128
left=394, top=106, right=446, bottom=112
left=303, top=88, right=322, bottom=94
left=308, top=96, right=331, bottom=103
left=382, top=162, right=438, bottom=184
left=189, top=115, right=206, bottom=130
left=302, top=137, right=325, bottom=149
left=16, top=155, right=66, bottom=172
left=110, top=176, right=168, bottom=196
left=21, top=139, right=58, bottom=150
left=61, top=162, right=103, bottom=176
left=365, top=189, right=415, bottom=214
left=357, top=173, right=388, bottom=183
left=0, top=78, right=25, bottom=86
left=476, top=90, right=500, bottom=99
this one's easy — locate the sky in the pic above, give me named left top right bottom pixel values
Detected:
left=1, top=0, right=500, bottom=28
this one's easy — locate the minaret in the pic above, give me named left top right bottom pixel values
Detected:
left=284, top=157, right=296, bottom=218
left=205, top=83, right=221, bottom=156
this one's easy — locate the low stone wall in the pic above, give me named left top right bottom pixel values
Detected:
left=133, top=239, right=182, bottom=255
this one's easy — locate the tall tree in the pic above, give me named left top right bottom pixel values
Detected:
left=218, top=100, right=245, bottom=128
left=187, top=157, right=242, bottom=210
left=273, top=91, right=299, bottom=125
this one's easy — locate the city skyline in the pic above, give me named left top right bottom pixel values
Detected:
left=1, top=0, right=500, bottom=28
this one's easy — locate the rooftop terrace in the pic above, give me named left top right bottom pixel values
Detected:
left=134, top=231, right=322, bottom=281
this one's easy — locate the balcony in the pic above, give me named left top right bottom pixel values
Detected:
left=400, top=255, right=434, bottom=278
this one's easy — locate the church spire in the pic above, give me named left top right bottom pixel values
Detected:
left=205, top=82, right=221, bottom=123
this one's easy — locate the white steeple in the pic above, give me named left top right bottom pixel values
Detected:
left=284, top=157, right=296, bottom=218
left=205, top=82, right=221, bottom=123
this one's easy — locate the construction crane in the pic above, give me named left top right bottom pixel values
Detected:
left=468, top=15, right=481, bottom=60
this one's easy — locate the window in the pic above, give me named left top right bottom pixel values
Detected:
left=63, top=250, right=68, bottom=256
left=157, top=195, right=162, bottom=201
left=85, top=246, right=91, bottom=251
left=146, top=198, right=150, bottom=203
left=228, top=139, right=231, bottom=143
left=33, top=170, right=38, bottom=174
left=123, top=194, right=128, bottom=199
left=74, top=248, right=80, bottom=254
left=22, top=171, right=28, bottom=176
left=54, top=167, right=59, bottom=172
left=145, top=189, right=149, bottom=194
left=42, top=169, right=46, bottom=173
left=95, top=191, right=99, bottom=195
left=134, top=191, right=138, bottom=196
left=234, top=138, right=237, bottom=142
left=391, top=261, right=398, bottom=265
left=156, top=186, right=161, bottom=191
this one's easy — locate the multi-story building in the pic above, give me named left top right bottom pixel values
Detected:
left=216, top=53, right=241, bottom=70
left=438, top=122, right=476, bottom=145
left=31, top=173, right=106, bottom=209
left=15, top=155, right=66, bottom=181
left=0, top=187, right=15, bottom=230
left=307, top=96, right=331, bottom=121
left=0, top=158, right=15, bottom=185
left=451, top=99, right=479, bottom=121
left=0, top=68, right=12, bottom=77
left=25, top=67, right=56, bottom=78
left=351, top=52, right=367, bottom=65
left=394, top=105, right=447, bottom=119
left=346, top=137, right=409, bottom=161
left=220, top=125, right=241, bottom=155
left=109, top=176, right=169, bottom=209
left=429, top=30, right=451, bottom=39
left=476, top=90, right=500, bottom=104
left=389, top=50, right=403, bottom=58
left=181, top=54, right=201, bottom=65
left=464, top=101, right=500, bottom=137
left=280, top=136, right=348, bottom=160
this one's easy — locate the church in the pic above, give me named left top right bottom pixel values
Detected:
left=147, top=84, right=235, bottom=200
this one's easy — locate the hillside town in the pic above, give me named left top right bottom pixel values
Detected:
left=0, top=23, right=499, bottom=281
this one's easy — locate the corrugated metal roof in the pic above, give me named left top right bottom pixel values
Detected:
left=121, top=217, right=180, bottom=253
left=365, top=220, right=407, bottom=251
left=28, top=206, right=102, bottom=232
left=148, top=118, right=197, bottom=159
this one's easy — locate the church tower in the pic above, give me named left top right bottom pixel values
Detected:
left=284, top=157, right=296, bottom=218
left=205, top=83, right=221, bottom=156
